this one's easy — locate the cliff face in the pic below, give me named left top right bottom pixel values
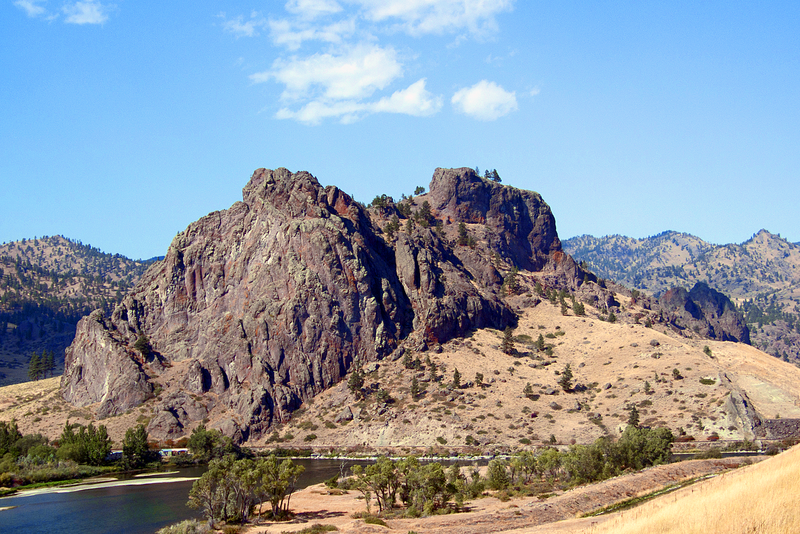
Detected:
left=428, top=168, right=561, bottom=271
left=64, top=167, right=569, bottom=440
left=659, top=282, right=750, bottom=344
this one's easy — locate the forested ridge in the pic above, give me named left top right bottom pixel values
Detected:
left=0, top=235, right=157, bottom=385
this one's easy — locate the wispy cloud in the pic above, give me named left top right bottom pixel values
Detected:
left=14, top=0, right=46, bottom=18
left=220, top=11, right=268, bottom=38
left=352, top=0, right=514, bottom=37
left=63, top=1, right=108, bottom=25
left=276, top=78, right=441, bottom=124
left=254, top=43, right=404, bottom=102
left=285, top=0, right=343, bottom=19
left=451, top=80, right=517, bottom=121
left=268, top=17, right=356, bottom=50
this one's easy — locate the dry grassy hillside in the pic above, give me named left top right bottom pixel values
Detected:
left=254, top=294, right=800, bottom=451
left=579, top=444, right=800, bottom=534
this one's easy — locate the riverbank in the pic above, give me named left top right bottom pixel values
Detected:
left=5, top=474, right=201, bottom=499
left=241, top=456, right=758, bottom=534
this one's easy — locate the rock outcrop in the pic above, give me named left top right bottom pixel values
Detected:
left=64, top=167, right=580, bottom=440
left=428, top=168, right=561, bottom=271
left=659, top=282, right=750, bottom=343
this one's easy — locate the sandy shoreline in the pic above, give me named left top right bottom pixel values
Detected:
left=4, top=475, right=199, bottom=498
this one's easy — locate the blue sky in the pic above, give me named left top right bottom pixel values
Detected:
left=2, top=1, right=799, bottom=260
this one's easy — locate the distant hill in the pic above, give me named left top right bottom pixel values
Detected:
left=0, top=235, right=156, bottom=385
left=564, top=230, right=800, bottom=362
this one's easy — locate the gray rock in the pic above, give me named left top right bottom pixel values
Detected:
left=334, top=406, right=353, bottom=423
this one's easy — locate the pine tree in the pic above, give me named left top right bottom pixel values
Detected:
left=558, top=364, right=573, bottom=392
left=44, top=350, right=55, bottom=378
left=410, top=376, right=420, bottom=399
left=28, top=351, right=42, bottom=381
left=627, top=405, right=640, bottom=428
left=457, top=222, right=469, bottom=246
left=427, top=357, right=438, bottom=382
left=134, top=334, right=152, bottom=359
left=348, top=368, right=365, bottom=399
left=502, top=267, right=519, bottom=296
left=452, top=368, right=461, bottom=389
left=501, top=327, right=515, bottom=355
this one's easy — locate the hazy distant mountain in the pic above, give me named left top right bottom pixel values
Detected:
left=0, top=235, right=156, bottom=385
left=564, top=230, right=800, bottom=362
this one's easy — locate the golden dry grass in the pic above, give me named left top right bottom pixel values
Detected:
left=580, top=445, right=800, bottom=534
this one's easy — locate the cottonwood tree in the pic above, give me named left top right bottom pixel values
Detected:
left=188, top=454, right=304, bottom=526
left=187, top=424, right=240, bottom=461
left=56, top=421, right=111, bottom=465
left=122, top=424, right=156, bottom=469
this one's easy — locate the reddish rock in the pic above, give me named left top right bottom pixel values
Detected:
left=66, top=168, right=575, bottom=440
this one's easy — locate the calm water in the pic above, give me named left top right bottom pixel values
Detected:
left=0, top=459, right=369, bottom=534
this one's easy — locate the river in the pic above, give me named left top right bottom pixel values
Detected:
left=0, top=459, right=368, bottom=534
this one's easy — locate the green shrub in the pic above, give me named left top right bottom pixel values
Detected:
left=363, top=515, right=388, bottom=526
left=156, top=519, right=211, bottom=534
left=487, top=459, right=510, bottom=490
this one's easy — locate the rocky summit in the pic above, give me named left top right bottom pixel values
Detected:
left=59, top=168, right=744, bottom=442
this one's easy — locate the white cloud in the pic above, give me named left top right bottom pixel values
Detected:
left=269, top=17, right=356, bottom=50
left=285, top=0, right=343, bottom=19
left=221, top=11, right=268, bottom=38
left=14, top=0, right=46, bottom=17
left=352, top=0, right=514, bottom=36
left=63, top=1, right=108, bottom=25
left=253, top=43, right=403, bottom=102
left=451, top=80, right=517, bottom=120
left=371, top=78, right=441, bottom=116
left=276, top=78, right=441, bottom=124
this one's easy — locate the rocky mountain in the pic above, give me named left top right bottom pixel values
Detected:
left=564, top=230, right=800, bottom=361
left=60, top=168, right=748, bottom=442
left=0, top=236, right=155, bottom=385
